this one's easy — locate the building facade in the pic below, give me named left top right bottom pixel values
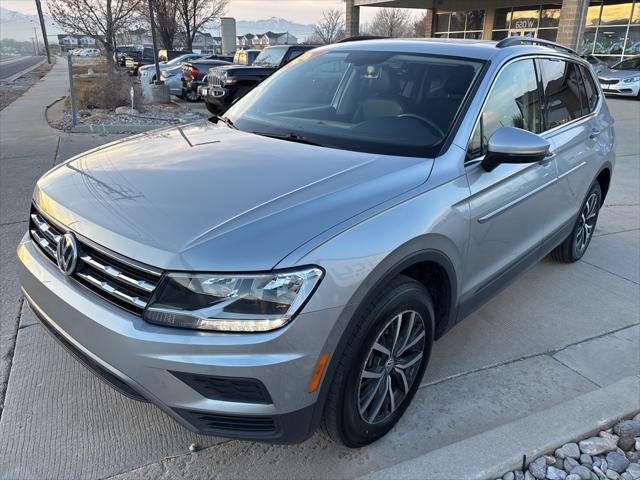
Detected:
left=347, top=0, right=640, bottom=64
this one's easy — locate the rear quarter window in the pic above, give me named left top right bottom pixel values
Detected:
left=538, top=58, right=584, bottom=129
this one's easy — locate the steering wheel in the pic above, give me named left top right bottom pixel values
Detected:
left=397, top=113, right=445, bottom=138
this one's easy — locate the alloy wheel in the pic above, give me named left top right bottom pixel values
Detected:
left=575, top=192, right=599, bottom=254
left=357, top=310, right=426, bottom=425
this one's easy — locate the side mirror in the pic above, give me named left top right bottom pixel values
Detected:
left=482, top=127, right=550, bottom=172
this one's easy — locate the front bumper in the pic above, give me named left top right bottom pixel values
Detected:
left=202, top=87, right=229, bottom=110
left=600, top=81, right=640, bottom=96
left=18, top=235, right=339, bottom=443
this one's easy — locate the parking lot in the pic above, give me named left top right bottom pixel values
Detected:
left=0, top=59, right=638, bottom=480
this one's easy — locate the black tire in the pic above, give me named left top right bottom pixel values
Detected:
left=551, top=181, right=602, bottom=263
left=183, top=89, right=200, bottom=103
left=205, top=101, right=220, bottom=115
left=321, top=275, right=435, bottom=448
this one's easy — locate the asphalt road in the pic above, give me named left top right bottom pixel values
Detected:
left=0, top=56, right=43, bottom=81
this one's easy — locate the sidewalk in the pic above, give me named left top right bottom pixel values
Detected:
left=0, top=61, right=638, bottom=480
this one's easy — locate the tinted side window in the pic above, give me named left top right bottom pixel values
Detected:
left=579, top=65, right=599, bottom=113
left=468, top=59, right=541, bottom=159
left=539, top=59, right=583, bottom=129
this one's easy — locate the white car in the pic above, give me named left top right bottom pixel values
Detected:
left=598, top=56, right=640, bottom=97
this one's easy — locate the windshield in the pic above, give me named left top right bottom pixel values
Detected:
left=225, top=49, right=484, bottom=157
left=253, top=47, right=287, bottom=67
left=611, top=57, right=640, bottom=70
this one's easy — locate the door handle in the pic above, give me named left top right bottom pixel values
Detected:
left=539, top=152, right=555, bottom=165
left=590, top=128, right=601, bottom=139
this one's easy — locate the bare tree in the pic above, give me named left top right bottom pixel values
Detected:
left=311, top=8, right=345, bottom=45
left=176, top=0, right=228, bottom=51
left=137, top=0, right=179, bottom=49
left=49, top=0, right=142, bottom=71
left=369, top=8, right=413, bottom=38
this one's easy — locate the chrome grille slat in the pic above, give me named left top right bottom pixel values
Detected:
left=79, top=253, right=156, bottom=293
left=76, top=271, right=148, bottom=309
left=31, top=213, right=61, bottom=245
left=29, top=206, right=161, bottom=315
left=30, top=229, right=57, bottom=258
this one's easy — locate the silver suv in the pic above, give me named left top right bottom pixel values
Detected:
left=18, top=38, right=614, bottom=447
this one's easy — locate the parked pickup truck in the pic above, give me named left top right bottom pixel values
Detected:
left=181, top=58, right=232, bottom=102
left=199, top=44, right=316, bottom=114
left=124, top=47, right=154, bottom=75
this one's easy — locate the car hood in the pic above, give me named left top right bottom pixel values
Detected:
left=209, top=64, right=276, bottom=76
left=34, top=122, right=432, bottom=271
left=598, top=69, right=640, bottom=81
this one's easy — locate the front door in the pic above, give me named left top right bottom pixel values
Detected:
left=460, top=57, right=556, bottom=316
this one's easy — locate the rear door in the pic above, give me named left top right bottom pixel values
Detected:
left=536, top=58, right=602, bottom=251
left=461, top=58, right=556, bottom=314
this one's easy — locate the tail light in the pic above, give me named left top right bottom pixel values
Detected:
left=191, top=66, right=199, bottom=78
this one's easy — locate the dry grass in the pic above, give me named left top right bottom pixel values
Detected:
left=66, top=71, right=141, bottom=110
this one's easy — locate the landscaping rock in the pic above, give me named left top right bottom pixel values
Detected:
left=581, top=454, right=593, bottom=466
left=626, top=463, right=640, bottom=480
left=606, top=452, right=630, bottom=473
left=548, top=466, right=568, bottom=480
left=581, top=437, right=619, bottom=456
left=614, top=421, right=640, bottom=438
left=566, top=475, right=582, bottom=480
left=627, top=452, right=639, bottom=463
left=515, top=471, right=525, bottom=480
left=572, top=465, right=595, bottom=480
left=565, top=458, right=581, bottom=473
left=530, top=457, right=548, bottom=479
left=558, top=444, right=583, bottom=460
left=620, top=436, right=637, bottom=452
left=504, top=472, right=515, bottom=480
left=606, top=469, right=621, bottom=480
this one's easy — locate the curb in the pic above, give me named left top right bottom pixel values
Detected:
left=1, top=57, right=47, bottom=83
left=362, top=375, right=640, bottom=480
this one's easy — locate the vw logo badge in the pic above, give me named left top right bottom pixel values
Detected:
left=56, top=233, right=78, bottom=276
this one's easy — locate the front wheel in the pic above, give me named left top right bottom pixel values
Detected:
left=551, top=181, right=602, bottom=263
left=322, top=275, right=434, bottom=447
left=183, top=89, right=200, bottom=103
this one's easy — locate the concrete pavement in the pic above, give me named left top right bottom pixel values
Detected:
left=0, top=60, right=638, bottom=480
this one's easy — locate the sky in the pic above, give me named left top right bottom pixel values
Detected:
left=1, top=0, right=380, bottom=24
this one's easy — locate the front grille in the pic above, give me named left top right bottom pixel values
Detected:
left=208, top=72, right=223, bottom=88
left=173, top=408, right=278, bottom=437
left=170, top=371, right=273, bottom=404
left=599, top=78, right=619, bottom=85
left=29, top=206, right=162, bottom=315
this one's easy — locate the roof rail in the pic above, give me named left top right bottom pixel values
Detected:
left=496, top=36, right=577, bottom=55
left=336, top=35, right=387, bottom=43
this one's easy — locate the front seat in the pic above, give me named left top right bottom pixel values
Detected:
left=423, top=65, right=475, bottom=132
left=353, top=67, right=404, bottom=123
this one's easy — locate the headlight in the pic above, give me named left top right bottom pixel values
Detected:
left=143, top=267, right=323, bottom=332
left=623, top=75, right=640, bottom=83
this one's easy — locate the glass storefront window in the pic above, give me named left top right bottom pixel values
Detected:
left=580, top=1, right=637, bottom=64
left=434, top=9, right=484, bottom=38
left=450, top=12, right=466, bottom=31
left=492, top=30, right=508, bottom=41
left=626, top=25, right=640, bottom=54
left=600, top=1, right=633, bottom=25
left=436, top=13, right=450, bottom=33
left=538, top=29, right=559, bottom=41
left=511, top=8, right=540, bottom=30
left=494, top=8, right=510, bottom=29
left=467, top=10, right=485, bottom=31
left=540, top=7, right=561, bottom=27
left=595, top=26, right=628, bottom=54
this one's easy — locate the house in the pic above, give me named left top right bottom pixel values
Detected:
left=236, top=31, right=298, bottom=50
left=57, top=34, right=96, bottom=51
left=192, top=32, right=222, bottom=54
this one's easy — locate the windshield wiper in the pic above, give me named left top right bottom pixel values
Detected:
left=214, top=115, right=237, bottom=129
left=252, top=131, right=323, bottom=146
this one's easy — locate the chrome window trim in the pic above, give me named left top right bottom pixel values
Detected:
left=464, top=53, right=603, bottom=165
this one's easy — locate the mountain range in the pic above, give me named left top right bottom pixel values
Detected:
left=0, top=7, right=64, bottom=42
left=0, top=7, right=315, bottom=44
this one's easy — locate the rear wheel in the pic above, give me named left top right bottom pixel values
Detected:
left=322, top=275, right=434, bottom=447
left=551, top=181, right=602, bottom=263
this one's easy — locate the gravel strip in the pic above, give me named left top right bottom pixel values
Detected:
left=497, top=414, right=640, bottom=480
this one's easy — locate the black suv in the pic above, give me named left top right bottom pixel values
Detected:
left=200, top=45, right=315, bottom=114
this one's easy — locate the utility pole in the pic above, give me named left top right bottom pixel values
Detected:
left=34, top=0, right=51, bottom=63
left=147, top=0, right=162, bottom=84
